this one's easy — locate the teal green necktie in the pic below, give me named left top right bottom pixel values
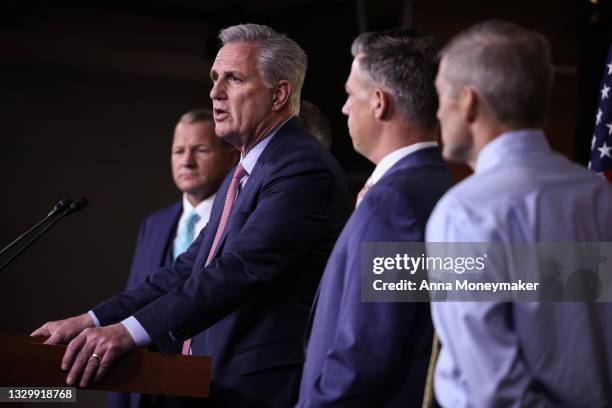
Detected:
left=173, top=210, right=200, bottom=260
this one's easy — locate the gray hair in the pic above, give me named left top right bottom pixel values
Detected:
left=351, top=28, right=439, bottom=129
left=219, top=24, right=307, bottom=115
left=440, top=20, right=554, bottom=128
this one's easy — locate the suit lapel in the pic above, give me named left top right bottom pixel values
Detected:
left=204, top=117, right=305, bottom=263
left=158, top=202, right=182, bottom=266
left=303, top=147, right=446, bottom=348
left=193, top=174, right=231, bottom=267
left=209, top=166, right=264, bottom=261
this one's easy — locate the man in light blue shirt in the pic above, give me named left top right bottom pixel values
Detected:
left=427, top=20, right=612, bottom=407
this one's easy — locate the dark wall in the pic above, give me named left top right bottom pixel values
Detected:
left=0, top=1, right=595, bottom=406
left=0, top=1, right=373, bottom=333
left=0, top=5, right=363, bottom=405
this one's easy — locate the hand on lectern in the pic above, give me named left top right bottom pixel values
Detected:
left=30, top=313, right=95, bottom=345
left=62, top=323, right=135, bottom=387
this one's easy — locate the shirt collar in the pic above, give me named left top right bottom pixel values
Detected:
left=370, top=141, right=438, bottom=185
left=474, top=128, right=550, bottom=174
left=182, top=193, right=216, bottom=221
left=240, top=117, right=292, bottom=175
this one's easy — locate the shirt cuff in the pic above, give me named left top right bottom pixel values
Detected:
left=121, top=316, right=152, bottom=348
left=88, top=311, right=100, bottom=327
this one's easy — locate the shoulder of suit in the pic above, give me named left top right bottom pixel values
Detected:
left=263, top=131, right=339, bottom=175
left=142, top=201, right=182, bottom=224
left=360, top=182, right=413, bottom=213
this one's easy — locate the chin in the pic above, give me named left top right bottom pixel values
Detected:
left=214, top=123, right=231, bottom=137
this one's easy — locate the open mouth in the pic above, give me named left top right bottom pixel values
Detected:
left=214, top=108, right=229, bottom=121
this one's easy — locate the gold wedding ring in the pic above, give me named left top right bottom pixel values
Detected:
left=90, top=353, right=101, bottom=361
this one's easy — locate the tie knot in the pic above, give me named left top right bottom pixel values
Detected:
left=355, top=177, right=373, bottom=208
left=185, top=210, right=200, bottom=227
left=233, top=164, right=248, bottom=181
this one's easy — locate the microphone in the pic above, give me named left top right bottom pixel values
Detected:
left=48, top=198, right=73, bottom=216
left=0, top=197, right=88, bottom=272
left=63, top=197, right=88, bottom=217
left=0, top=198, right=73, bottom=259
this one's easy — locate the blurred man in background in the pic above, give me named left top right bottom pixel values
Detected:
left=299, top=99, right=333, bottom=150
left=109, top=107, right=238, bottom=408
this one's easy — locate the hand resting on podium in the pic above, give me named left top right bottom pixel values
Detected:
left=31, top=313, right=136, bottom=388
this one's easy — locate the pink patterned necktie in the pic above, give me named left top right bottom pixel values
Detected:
left=355, top=177, right=372, bottom=208
left=182, top=163, right=248, bottom=355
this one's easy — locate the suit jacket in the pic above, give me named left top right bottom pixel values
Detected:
left=93, top=118, right=352, bottom=407
left=108, top=202, right=182, bottom=408
left=127, top=202, right=182, bottom=289
left=297, top=147, right=453, bottom=407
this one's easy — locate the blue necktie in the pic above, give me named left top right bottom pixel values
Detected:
left=173, top=210, right=200, bottom=260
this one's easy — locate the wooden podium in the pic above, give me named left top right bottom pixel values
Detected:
left=0, top=335, right=211, bottom=398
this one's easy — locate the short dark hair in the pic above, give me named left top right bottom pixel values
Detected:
left=440, top=20, right=554, bottom=128
left=299, top=100, right=333, bottom=150
left=351, top=28, right=439, bottom=128
left=178, top=107, right=233, bottom=149
left=179, top=107, right=213, bottom=124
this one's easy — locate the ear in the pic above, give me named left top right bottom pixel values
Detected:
left=459, top=86, right=478, bottom=124
left=372, top=88, right=390, bottom=120
left=271, top=80, right=292, bottom=112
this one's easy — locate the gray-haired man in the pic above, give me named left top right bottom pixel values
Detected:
left=33, top=24, right=350, bottom=407
left=428, top=20, right=612, bottom=407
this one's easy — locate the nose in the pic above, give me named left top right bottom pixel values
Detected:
left=210, top=80, right=226, bottom=101
left=180, top=150, right=197, bottom=167
left=341, top=99, right=349, bottom=117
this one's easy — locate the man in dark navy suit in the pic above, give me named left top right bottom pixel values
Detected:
left=33, top=23, right=351, bottom=407
left=297, top=29, right=453, bottom=407
left=108, top=108, right=238, bottom=408
left=127, top=108, right=238, bottom=291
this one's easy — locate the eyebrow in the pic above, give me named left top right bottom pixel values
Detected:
left=211, top=69, right=244, bottom=79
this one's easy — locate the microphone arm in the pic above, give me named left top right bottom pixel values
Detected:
left=0, top=198, right=87, bottom=272
left=0, top=198, right=72, bottom=259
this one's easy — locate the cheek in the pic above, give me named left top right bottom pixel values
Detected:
left=195, top=156, right=213, bottom=172
left=171, top=156, right=182, bottom=171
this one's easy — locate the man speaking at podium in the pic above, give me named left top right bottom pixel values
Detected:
left=32, top=23, right=351, bottom=408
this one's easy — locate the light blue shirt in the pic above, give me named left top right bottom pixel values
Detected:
left=90, top=118, right=289, bottom=347
left=177, top=193, right=216, bottom=245
left=426, top=129, right=612, bottom=407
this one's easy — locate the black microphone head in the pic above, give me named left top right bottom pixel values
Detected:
left=48, top=197, right=73, bottom=216
left=65, top=197, right=88, bottom=216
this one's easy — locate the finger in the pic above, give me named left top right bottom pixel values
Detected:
left=30, top=325, right=49, bottom=337
left=79, top=353, right=102, bottom=388
left=62, top=333, right=86, bottom=371
left=45, top=330, right=65, bottom=345
left=65, top=341, right=94, bottom=386
left=94, top=349, right=116, bottom=383
left=45, top=329, right=67, bottom=344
